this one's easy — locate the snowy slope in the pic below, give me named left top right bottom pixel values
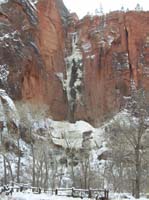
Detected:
left=0, top=90, right=107, bottom=187
left=0, top=90, right=131, bottom=190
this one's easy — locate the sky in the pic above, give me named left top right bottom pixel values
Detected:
left=63, top=0, right=149, bottom=19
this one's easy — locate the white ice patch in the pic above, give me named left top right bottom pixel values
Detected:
left=66, top=32, right=83, bottom=104
left=82, top=42, right=92, bottom=52
left=0, top=97, right=5, bottom=122
left=28, top=0, right=38, bottom=11
left=0, top=89, right=20, bottom=127
left=0, top=31, right=23, bottom=49
left=56, top=73, right=66, bottom=90
left=0, top=64, right=9, bottom=82
left=86, top=54, right=95, bottom=60
left=0, top=0, right=8, bottom=5
left=57, top=32, right=83, bottom=109
left=90, top=54, right=95, bottom=59
left=107, top=35, right=114, bottom=46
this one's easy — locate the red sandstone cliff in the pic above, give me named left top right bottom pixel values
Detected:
left=0, top=0, right=68, bottom=120
left=63, top=11, right=149, bottom=125
left=0, top=0, right=149, bottom=125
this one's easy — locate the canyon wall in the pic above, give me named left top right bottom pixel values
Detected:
left=65, top=11, right=149, bottom=124
left=0, top=0, right=149, bottom=125
left=0, top=0, right=69, bottom=121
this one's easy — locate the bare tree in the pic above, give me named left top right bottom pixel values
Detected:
left=105, top=88, right=149, bottom=198
left=15, top=102, right=48, bottom=186
left=62, top=131, right=77, bottom=187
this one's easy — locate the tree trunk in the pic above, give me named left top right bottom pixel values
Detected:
left=88, top=158, right=91, bottom=188
left=81, top=159, right=88, bottom=189
left=84, top=159, right=88, bottom=189
left=39, top=160, right=44, bottom=187
left=44, top=157, right=49, bottom=190
left=3, top=155, right=7, bottom=185
left=71, top=162, right=75, bottom=187
left=17, top=138, right=21, bottom=183
left=118, top=162, right=123, bottom=193
left=32, top=144, right=36, bottom=187
left=4, top=155, right=14, bottom=184
left=51, top=160, right=57, bottom=193
left=134, top=146, right=141, bottom=198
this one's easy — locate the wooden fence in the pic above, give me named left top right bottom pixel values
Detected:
left=55, top=187, right=109, bottom=199
left=0, top=184, right=109, bottom=199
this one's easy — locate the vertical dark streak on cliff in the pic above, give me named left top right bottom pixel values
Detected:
left=98, top=47, right=103, bottom=68
left=124, top=23, right=133, bottom=84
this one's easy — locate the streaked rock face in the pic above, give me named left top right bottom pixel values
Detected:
left=65, top=11, right=149, bottom=125
left=0, top=0, right=68, bottom=121
left=0, top=0, right=149, bottom=126
left=66, top=13, right=129, bottom=124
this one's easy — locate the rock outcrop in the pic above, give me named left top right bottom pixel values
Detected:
left=0, top=0, right=149, bottom=125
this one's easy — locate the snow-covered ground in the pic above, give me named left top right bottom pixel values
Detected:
left=1, top=193, right=90, bottom=200
left=1, top=192, right=149, bottom=200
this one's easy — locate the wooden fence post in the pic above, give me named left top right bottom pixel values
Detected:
left=106, top=190, right=109, bottom=200
left=104, top=189, right=109, bottom=200
left=55, top=188, right=58, bottom=195
left=104, top=189, right=106, bottom=199
left=72, top=187, right=74, bottom=197
left=88, top=189, right=92, bottom=198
